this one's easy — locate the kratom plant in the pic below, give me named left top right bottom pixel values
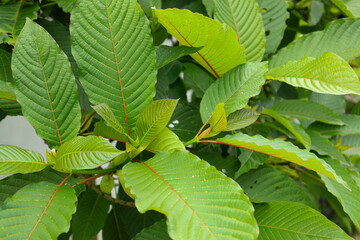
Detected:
left=0, top=0, right=360, bottom=239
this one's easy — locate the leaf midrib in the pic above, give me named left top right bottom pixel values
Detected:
left=226, top=0, right=241, bottom=44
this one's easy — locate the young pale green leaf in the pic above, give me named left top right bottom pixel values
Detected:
left=134, top=220, right=171, bottom=240
left=155, top=8, right=246, bottom=78
left=93, top=121, right=127, bottom=143
left=54, top=0, right=76, bottom=13
left=12, top=19, right=81, bottom=148
left=0, top=181, right=77, bottom=239
left=72, top=189, right=110, bottom=240
left=308, top=114, right=360, bottom=136
left=269, top=18, right=360, bottom=68
left=208, top=102, right=227, bottom=136
left=0, top=0, right=39, bottom=42
left=0, top=145, right=47, bottom=174
left=92, top=103, right=127, bottom=136
left=226, top=108, right=260, bottom=131
left=237, top=165, right=315, bottom=207
left=53, top=136, right=122, bottom=171
left=255, top=202, right=353, bottom=240
left=272, top=100, right=344, bottom=125
left=135, top=99, right=178, bottom=148
left=146, top=128, right=185, bottom=153
left=183, top=62, right=215, bottom=98
left=267, top=52, right=360, bottom=95
left=330, top=0, right=360, bottom=17
left=209, top=133, right=348, bottom=189
left=320, top=158, right=360, bottom=231
left=123, top=151, right=259, bottom=240
left=262, top=108, right=311, bottom=150
left=201, top=62, right=267, bottom=122
left=71, top=0, right=157, bottom=133
left=214, top=0, right=265, bottom=61
left=0, top=167, right=84, bottom=204
left=257, top=0, right=289, bottom=55
left=155, top=46, right=201, bottom=69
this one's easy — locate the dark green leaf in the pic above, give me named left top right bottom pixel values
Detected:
left=155, top=46, right=201, bottom=69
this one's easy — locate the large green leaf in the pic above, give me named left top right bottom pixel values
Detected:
left=262, top=108, right=311, bottom=150
left=310, top=92, right=345, bottom=115
left=308, top=114, right=360, bottom=136
left=135, top=99, right=178, bottom=148
left=200, top=62, right=267, bottom=122
left=341, top=134, right=360, bottom=156
left=267, top=52, right=360, bottom=95
left=0, top=167, right=84, bottom=204
left=72, top=189, right=110, bottom=240
left=0, top=181, right=77, bottom=239
left=182, top=62, right=215, bottom=98
left=12, top=19, right=81, bottom=148
left=209, top=133, right=348, bottom=188
left=269, top=18, right=360, bottom=68
left=71, top=0, right=157, bottom=133
left=0, top=0, right=39, bottom=42
left=155, top=46, right=201, bottom=69
left=255, top=202, right=352, bottom=239
left=123, top=151, right=258, bottom=240
left=53, top=136, right=122, bottom=171
left=272, top=100, right=344, bottom=125
left=257, top=0, right=289, bottom=55
left=214, top=0, right=265, bottom=61
left=102, top=204, right=131, bottom=240
left=155, top=8, right=246, bottom=78
left=320, top=158, right=360, bottom=231
left=0, top=49, right=13, bottom=92
left=134, top=220, right=171, bottom=240
left=0, top=145, right=47, bottom=174
left=237, top=165, right=314, bottom=207
left=146, top=128, right=185, bottom=153
left=54, top=0, right=76, bottom=13
left=330, top=0, right=360, bottom=17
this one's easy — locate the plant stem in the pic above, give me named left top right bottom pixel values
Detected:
left=72, top=172, right=110, bottom=188
left=87, top=182, right=135, bottom=208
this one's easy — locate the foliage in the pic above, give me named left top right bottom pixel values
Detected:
left=0, top=0, right=360, bottom=239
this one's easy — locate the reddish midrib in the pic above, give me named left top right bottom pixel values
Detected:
left=136, top=160, right=218, bottom=239
left=30, top=26, right=62, bottom=145
left=26, top=175, right=71, bottom=239
left=105, top=0, right=130, bottom=135
left=160, top=13, right=220, bottom=78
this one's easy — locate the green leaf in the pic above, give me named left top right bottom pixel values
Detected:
left=102, top=204, right=131, bottom=240
left=202, top=0, right=215, bottom=17
left=226, top=108, right=260, bottom=131
left=330, top=0, right=360, bottom=17
left=262, top=108, right=311, bottom=150
left=310, top=92, right=345, bottom=115
left=12, top=19, right=81, bottom=148
left=0, top=49, right=13, bottom=92
left=72, top=189, right=110, bottom=240
left=308, top=114, right=360, bottom=136
left=71, top=0, right=157, bottom=133
left=0, top=181, right=77, bottom=239
left=123, top=151, right=259, bottom=240
left=272, top=100, right=343, bottom=125
left=155, top=8, right=246, bottom=78
left=257, top=0, right=289, bottom=55
left=235, top=150, right=269, bottom=178
left=267, top=52, right=360, bottom=95
left=320, top=158, right=360, bottom=231
left=0, top=145, right=47, bottom=174
left=146, top=128, right=185, bottom=153
left=212, top=133, right=348, bottom=189
left=0, top=91, right=16, bottom=102
left=135, top=99, right=178, bottom=148
left=269, top=18, right=360, bottom=68
left=134, top=220, right=171, bottom=240
left=0, top=167, right=84, bottom=204
left=237, top=165, right=314, bottom=207
left=208, top=102, right=227, bottom=137
left=92, top=103, right=127, bottom=136
left=214, top=0, right=265, bottom=61
left=200, top=62, right=267, bottom=122
left=341, top=134, right=360, bottom=156
left=309, top=0, right=324, bottom=26
left=182, top=62, right=215, bottom=98
left=53, top=136, right=122, bottom=171
left=197, top=152, right=240, bottom=179
left=54, top=0, right=76, bottom=13
left=0, top=0, right=39, bottom=42
left=255, top=201, right=353, bottom=239
left=93, top=120, right=127, bottom=142
left=155, top=46, right=201, bottom=69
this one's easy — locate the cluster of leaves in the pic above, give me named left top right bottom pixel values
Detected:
left=0, top=0, right=360, bottom=239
